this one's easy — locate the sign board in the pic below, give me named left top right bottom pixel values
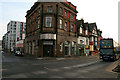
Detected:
left=40, top=34, right=56, bottom=40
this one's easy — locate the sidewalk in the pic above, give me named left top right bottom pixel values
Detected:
left=112, top=59, right=120, bottom=73
left=36, top=54, right=99, bottom=60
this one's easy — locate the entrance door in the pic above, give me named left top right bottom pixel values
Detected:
left=43, top=45, right=53, bottom=57
left=65, top=47, right=69, bottom=55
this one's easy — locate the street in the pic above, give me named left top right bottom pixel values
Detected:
left=2, top=52, right=120, bottom=79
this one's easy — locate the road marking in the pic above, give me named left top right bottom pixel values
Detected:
left=62, top=61, right=99, bottom=69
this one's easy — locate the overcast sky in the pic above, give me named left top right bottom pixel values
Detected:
left=0, top=0, right=119, bottom=43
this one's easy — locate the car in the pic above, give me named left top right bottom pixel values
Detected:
left=15, top=51, right=24, bottom=56
left=1, top=51, right=4, bottom=54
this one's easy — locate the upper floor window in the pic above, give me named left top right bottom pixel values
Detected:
left=60, top=19, right=63, bottom=29
left=38, top=19, right=40, bottom=28
left=65, top=22, right=68, bottom=31
left=86, top=30, right=88, bottom=35
left=80, top=40, right=84, bottom=44
left=60, top=7, right=63, bottom=14
left=80, top=27, right=82, bottom=34
left=72, top=14, right=74, bottom=20
left=90, top=37, right=94, bottom=42
left=71, top=24, right=74, bottom=32
left=65, top=11, right=68, bottom=17
left=47, top=6, right=53, bottom=13
left=37, top=7, right=41, bottom=15
left=86, top=38, right=89, bottom=45
left=46, top=17, right=52, bottom=27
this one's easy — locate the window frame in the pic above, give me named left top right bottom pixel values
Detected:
left=45, top=17, right=52, bottom=27
left=47, top=6, right=53, bottom=13
left=65, top=22, right=68, bottom=31
left=60, top=19, right=63, bottom=29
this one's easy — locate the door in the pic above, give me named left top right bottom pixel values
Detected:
left=43, top=45, right=53, bottom=57
left=65, top=47, right=69, bottom=55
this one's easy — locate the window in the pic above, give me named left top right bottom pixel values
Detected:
left=80, top=27, right=82, bottom=34
left=60, top=43, right=63, bottom=52
left=90, top=37, right=94, bottom=41
left=72, top=14, right=74, bottom=20
left=65, top=11, right=68, bottom=17
left=38, top=7, right=40, bottom=15
left=60, top=19, right=63, bottom=29
left=60, top=7, right=63, bottom=14
left=80, top=40, right=84, bottom=44
left=95, top=42, right=97, bottom=46
left=46, top=17, right=52, bottom=27
left=38, top=19, right=40, bottom=28
left=65, top=22, right=68, bottom=31
left=33, top=14, right=35, bottom=21
left=71, top=24, right=74, bottom=32
left=86, top=38, right=89, bottom=45
left=47, top=6, right=53, bottom=13
left=90, top=45, right=94, bottom=51
left=86, top=30, right=88, bottom=35
left=95, top=37, right=97, bottom=41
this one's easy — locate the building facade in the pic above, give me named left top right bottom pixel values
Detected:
left=76, top=19, right=102, bottom=56
left=4, top=21, right=26, bottom=52
left=24, top=2, right=78, bottom=57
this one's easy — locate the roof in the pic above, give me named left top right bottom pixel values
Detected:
left=88, top=23, right=97, bottom=32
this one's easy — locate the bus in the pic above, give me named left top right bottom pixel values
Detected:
left=99, top=38, right=120, bottom=61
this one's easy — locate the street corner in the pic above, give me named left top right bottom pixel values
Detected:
left=112, top=65, right=120, bottom=73
left=106, top=60, right=119, bottom=73
left=112, top=59, right=120, bottom=73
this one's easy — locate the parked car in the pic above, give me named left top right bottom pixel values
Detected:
left=1, top=51, right=4, bottom=54
left=15, top=51, right=24, bottom=56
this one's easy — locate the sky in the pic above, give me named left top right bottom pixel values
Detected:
left=0, top=0, right=120, bottom=43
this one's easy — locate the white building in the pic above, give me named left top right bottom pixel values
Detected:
left=7, top=21, right=26, bottom=52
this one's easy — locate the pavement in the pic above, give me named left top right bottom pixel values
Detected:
left=36, top=54, right=99, bottom=60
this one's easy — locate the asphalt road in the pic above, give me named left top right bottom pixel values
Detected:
left=1, top=52, right=120, bottom=79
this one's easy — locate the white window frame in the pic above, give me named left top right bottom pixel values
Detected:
left=80, top=27, right=82, bottom=34
left=46, top=17, right=52, bottom=27
left=86, top=30, right=88, bottom=35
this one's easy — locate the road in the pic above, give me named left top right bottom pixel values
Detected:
left=1, top=52, right=120, bottom=79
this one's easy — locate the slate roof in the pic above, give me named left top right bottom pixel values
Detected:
left=88, top=23, right=97, bottom=32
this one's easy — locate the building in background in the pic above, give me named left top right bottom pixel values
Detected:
left=2, top=32, right=8, bottom=52
left=0, top=40, right=2, bottom=51
left=76, top=19, right=102, bottom=56
left=3, top=21, right=26, bottom=53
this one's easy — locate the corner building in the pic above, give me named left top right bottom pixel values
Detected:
left=25, top=1, right=78, bottom=57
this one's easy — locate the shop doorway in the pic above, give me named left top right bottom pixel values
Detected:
left=43, top=45, right=53, bottom=57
